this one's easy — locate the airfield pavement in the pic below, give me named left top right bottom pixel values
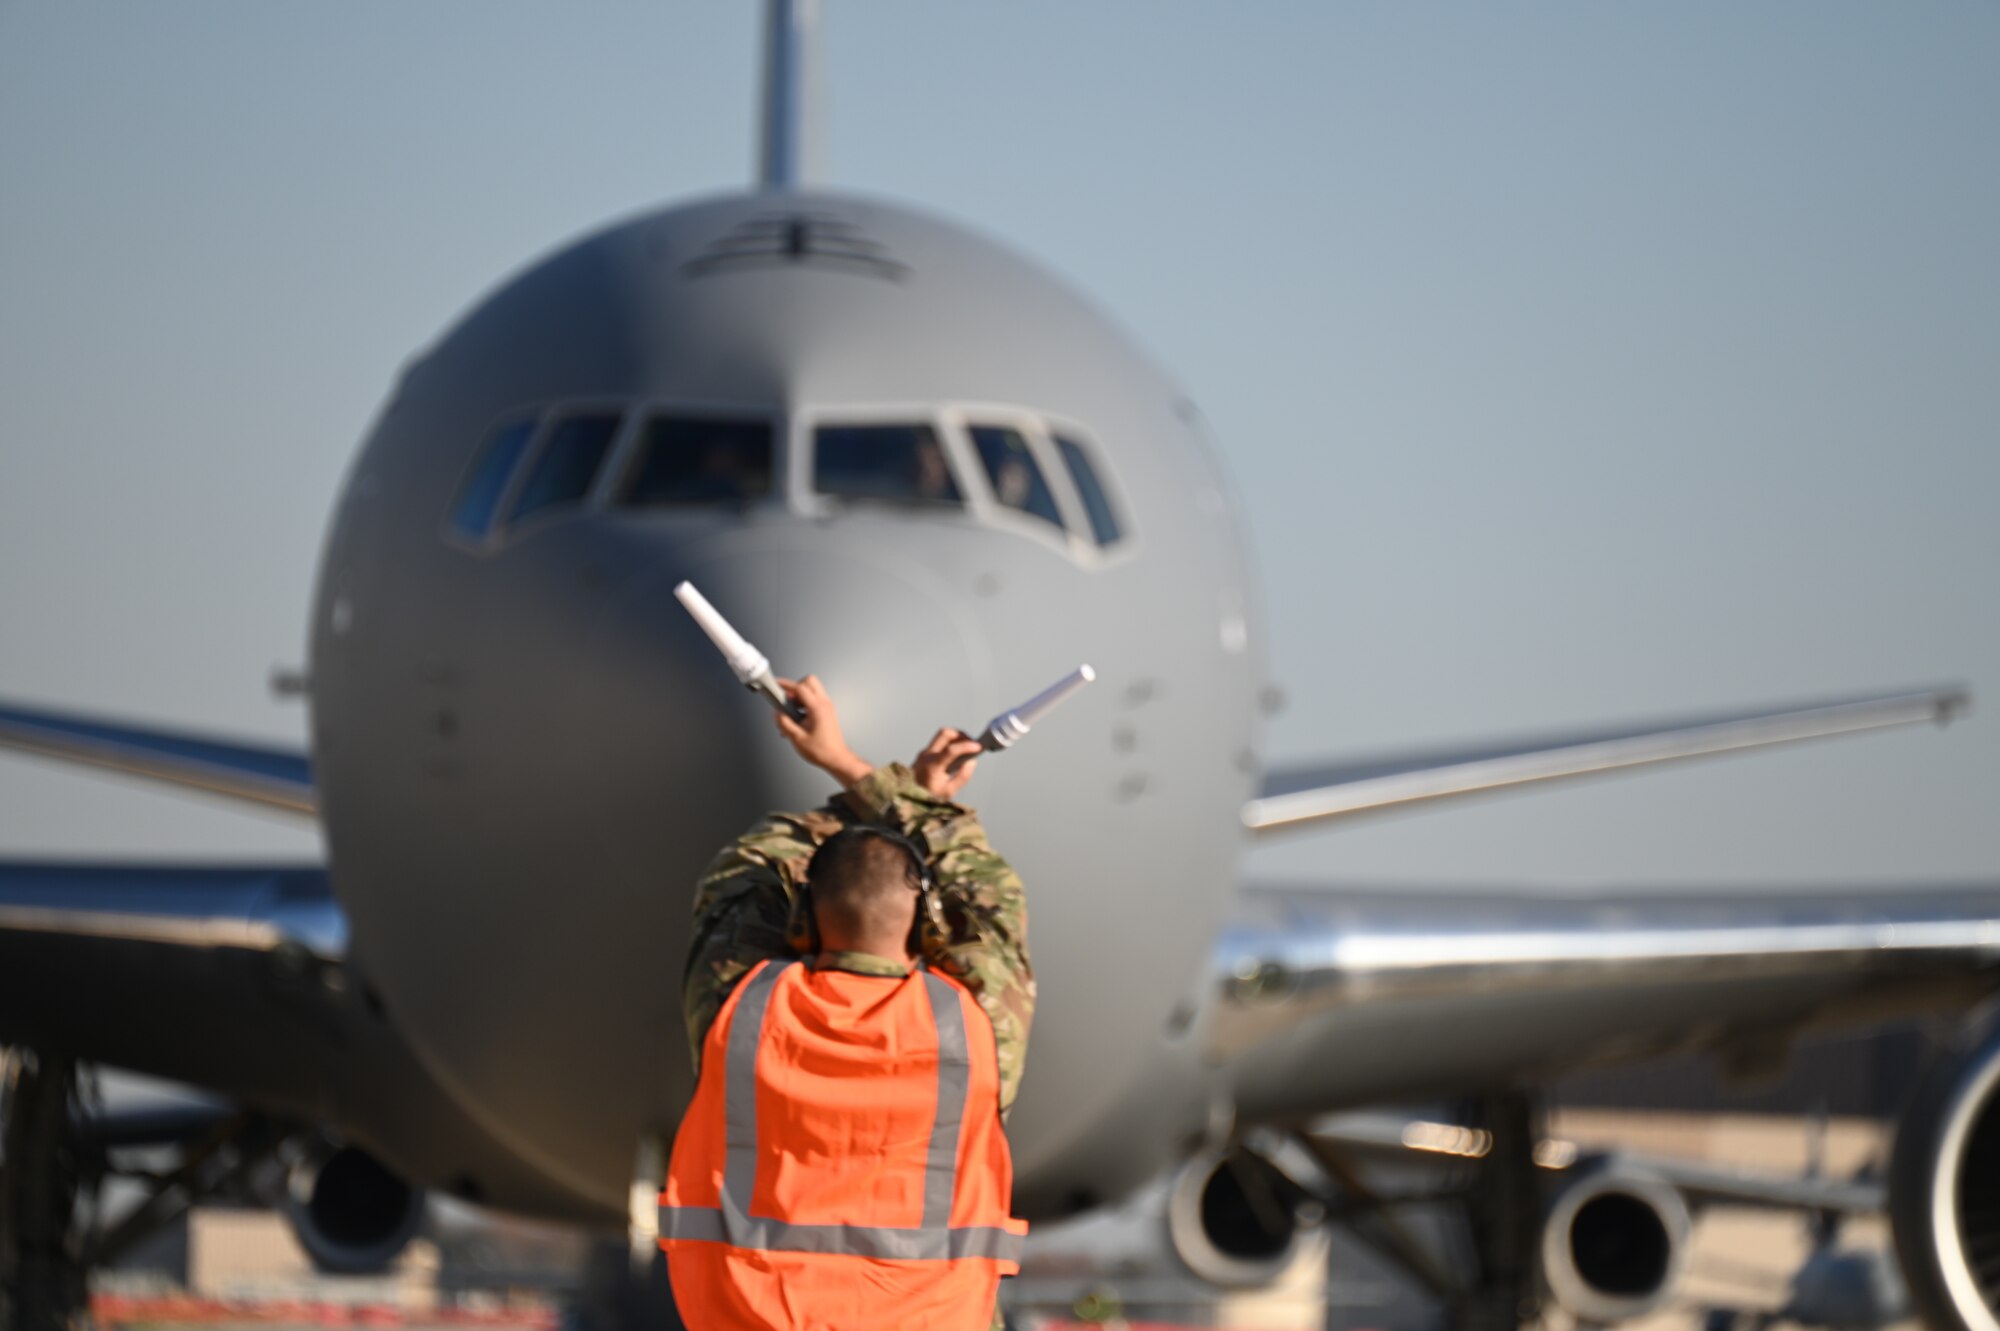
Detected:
left=77, top=1110, right=1912, bottom=1331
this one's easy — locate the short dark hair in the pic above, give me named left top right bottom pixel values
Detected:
left=807, top=826, right=925, bottom=949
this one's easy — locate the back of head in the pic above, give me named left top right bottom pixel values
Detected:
left=807, top=827, right=924, bottom=961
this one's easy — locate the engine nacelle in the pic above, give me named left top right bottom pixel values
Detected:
left=1165, top=1144, right=1321, bottom=1289
left=1890, top=1022, right=2000, bottom=1331
left=1540, top=1164, right=1692, bottom=1325
left=282, top=1144, right=426, bottom=1275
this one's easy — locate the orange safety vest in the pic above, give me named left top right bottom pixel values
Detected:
left=659, top=958, right=1028, bottom=1331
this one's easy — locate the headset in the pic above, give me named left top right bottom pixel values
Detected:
left=787, top=824, right=949, bottom=963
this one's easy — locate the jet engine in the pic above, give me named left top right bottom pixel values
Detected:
left=281, top=1144, right=426, bottom=1274
left=1165, top=1144, right=1322, bottom=1288
left=1890, top=1023, right=2000, bottom=1331
left=1540, top=1164, right=1692, bottom=1325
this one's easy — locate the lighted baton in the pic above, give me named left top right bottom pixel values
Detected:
left=676, top=579, right=1097, bottom=751
left=672, top=581, right=809, bottom=723
left=962, top=664, right=1097, bottom=766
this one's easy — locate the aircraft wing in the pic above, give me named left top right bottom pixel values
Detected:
left=1302, top=1112, right=1886, bottom=1212
left=1211, top=881, right=2000, bottom=1125
left=0, top=859, right=351, bottom=1112
left=0, top=856, right=595, bottom=1220
left=0, top=698, right=316, bottom=817
left=1246, top=686, right=1967, bottom=832
left=1612, top=1153, right=1884, bottom=1214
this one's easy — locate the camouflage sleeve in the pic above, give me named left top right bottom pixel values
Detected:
left=679, top=805, right=845, bottom=1069
left=679, top=763, right=1035, bottom=1109
left=846, top=765, right=1036, bottom=1111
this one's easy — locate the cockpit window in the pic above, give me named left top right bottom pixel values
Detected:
left=1054, top=435, right=1123, bottom=546
left=451, top=416, right=539, bottom=540
left=815, top=424, right=962, bottom=506
left=969, top=425, right=1063, bottom=531
left=619, top=416, right=774, bottom=506
left=510, top=412, right=621, bottom=524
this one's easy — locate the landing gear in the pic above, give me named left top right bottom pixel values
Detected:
left=564, top=1240, right=684, bottom=1331
left=1, top=1046, right=289, bottom=1331
left=1294, top=1091, right=1549, bottom=1331
left=0, top=1050, right=90, bottom=1331
left=1451, top=1093, right=1545, bottom=1331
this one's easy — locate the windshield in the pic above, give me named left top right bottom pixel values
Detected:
left=619, top=416, right=773, bottom=506
left=969, top=425, right=1063, bottom=530
left=814, top=423, right=962, bottom=506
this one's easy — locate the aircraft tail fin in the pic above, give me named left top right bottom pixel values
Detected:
left=759, top=0, right=819, bottom=190
left=1245, top=686, right=1968, bottom=833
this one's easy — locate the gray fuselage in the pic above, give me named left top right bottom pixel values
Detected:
left=308, top=190, right=1262, bottom=1223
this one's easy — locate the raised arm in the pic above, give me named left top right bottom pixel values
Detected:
left=681, top=809, right=828, bottom=1066
left=680, top=676, right=867, bottom=1061
left=880, top=728, right=1037, bottom=1111
left=680, top=754, right=954, bottom=1058
left=680, top=681, right=1034, bottom=1106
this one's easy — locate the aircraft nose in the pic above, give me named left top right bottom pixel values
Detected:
left=685, top=545, right=989, bottom=810
left=590, top=536, right=992, bottom=826
left=457, top=533, right=994, bottom=1188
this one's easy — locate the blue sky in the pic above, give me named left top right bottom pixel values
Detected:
left=1, top=2, right=1995, bottom=888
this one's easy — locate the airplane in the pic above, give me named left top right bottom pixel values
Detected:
left=1, top=5, right=1995, bottom=1330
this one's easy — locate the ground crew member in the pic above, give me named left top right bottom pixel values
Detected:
left=663, top=675, right=1035, bottom=1331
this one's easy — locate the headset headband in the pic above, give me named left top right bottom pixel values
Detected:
left=808, top=824, right=934, bottom=894
left=793, top=824, right=944, bottom=961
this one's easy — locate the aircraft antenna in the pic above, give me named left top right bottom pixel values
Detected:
left=759, top=0, right=819, bottom=190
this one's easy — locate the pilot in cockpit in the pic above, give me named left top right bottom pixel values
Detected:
left=988, top=453, right=1033, bottom=511
left=911, top=432, right=957, bottom=503
left=683, top=434, right=766, bottom=503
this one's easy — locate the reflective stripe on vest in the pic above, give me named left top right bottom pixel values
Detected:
left=659, top=960, right=1025, bottom=1264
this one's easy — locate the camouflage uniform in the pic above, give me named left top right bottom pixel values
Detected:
left=681, top=761, right=1035, bottom=1110
left=680, top=763, right=1035, bottom=1331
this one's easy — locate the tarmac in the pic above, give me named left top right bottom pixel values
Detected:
left=81, top=1109, right=1911, bottom=1331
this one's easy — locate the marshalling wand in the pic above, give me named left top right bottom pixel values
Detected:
left=672, top=581, right=808, bottom=723
left=673, top=580, right=1096, bottom=752
left=975, top=664, right=1096, bottom=752
left=942, top=664, right=1099, bottom=774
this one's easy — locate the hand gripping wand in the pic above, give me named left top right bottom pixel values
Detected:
left=672, top=581, right=808, bottom=723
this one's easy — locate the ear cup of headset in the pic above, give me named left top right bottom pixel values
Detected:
left=905, top=855, right=943, bottom=957
left=915, top=880, right=950, bottom=964
left=787, top=883, right=818, bottom=956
